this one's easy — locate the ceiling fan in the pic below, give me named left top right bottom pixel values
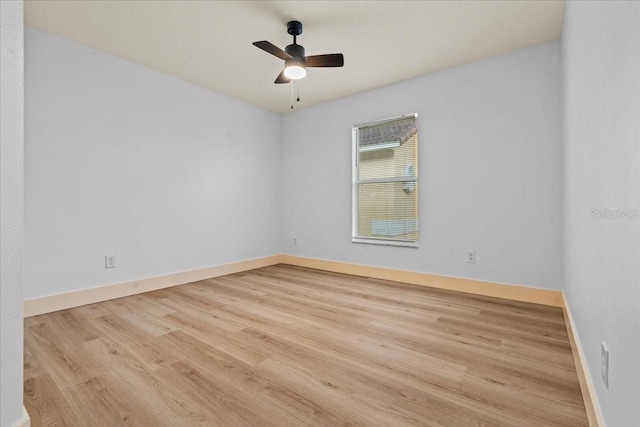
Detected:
left=253, top=20, right=344, bottom=84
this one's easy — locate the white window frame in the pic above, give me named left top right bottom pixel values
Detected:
left=352, top=113, right=418, bottom=248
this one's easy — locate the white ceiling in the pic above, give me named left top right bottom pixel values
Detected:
left=24, top=1, right=565, bottom=114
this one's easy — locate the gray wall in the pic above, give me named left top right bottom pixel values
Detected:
left=281, top=41, right=562, bottom=290
left=562, top=1, right=640, bottom=426
left=0, top=2, right=24, bottom=426
left=24, top=27, right=282, bottom=300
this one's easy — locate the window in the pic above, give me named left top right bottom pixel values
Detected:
left=352, top=114, right=418, bottom=247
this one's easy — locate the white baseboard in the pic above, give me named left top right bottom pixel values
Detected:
left=562, top=294, right=604, bottom=426
left=24, top=255, right=282, bottom=317
left=280, top=255, right=564, bottom=307
left=24, top=254, right=565, bottom=318
left=14, top=407, right=30, bottom=427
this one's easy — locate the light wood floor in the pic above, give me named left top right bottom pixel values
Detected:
left=24, top=264, right=588, bottom=426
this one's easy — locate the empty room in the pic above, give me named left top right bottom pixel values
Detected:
left=1, top=1, right=638, bottom=426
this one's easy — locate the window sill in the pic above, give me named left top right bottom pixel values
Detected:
left=352, top=238, right=418, bottom=248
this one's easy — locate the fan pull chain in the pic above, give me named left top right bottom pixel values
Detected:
left=289, top=82, right=301, bottom=110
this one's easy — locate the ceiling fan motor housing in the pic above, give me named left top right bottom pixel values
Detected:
left=285, top=43, right=305, bottom=59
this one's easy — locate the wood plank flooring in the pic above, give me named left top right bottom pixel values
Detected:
left=24, top=264, right=588, bottom=426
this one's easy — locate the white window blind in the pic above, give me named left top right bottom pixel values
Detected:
left=352, top=114, right=418, bottom=247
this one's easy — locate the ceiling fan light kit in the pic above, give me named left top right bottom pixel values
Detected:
left=284, top=59, right=306, bottom=80
left=253, top=20, right=344, bottom=86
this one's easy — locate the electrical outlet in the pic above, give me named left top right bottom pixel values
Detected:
left=601, top=342, right=609, bottom=388
left=105, top=254, right=116, bottom=269
left=293, top=238, right=298, bottom=246
left=467, top=251, right=476, bottom=264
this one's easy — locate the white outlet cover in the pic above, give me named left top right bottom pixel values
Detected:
left=105, top=254, right=116, bottom=269
left=601, top=341, right=609, bottom=389
left=467, top=251, right=476, bottom=264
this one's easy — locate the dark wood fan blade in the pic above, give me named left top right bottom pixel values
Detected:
left=305, top=53, right=344, bottom=67
left=253, top=41, right=292, bottom=60
left=274, top=70, right=290, bottom=84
